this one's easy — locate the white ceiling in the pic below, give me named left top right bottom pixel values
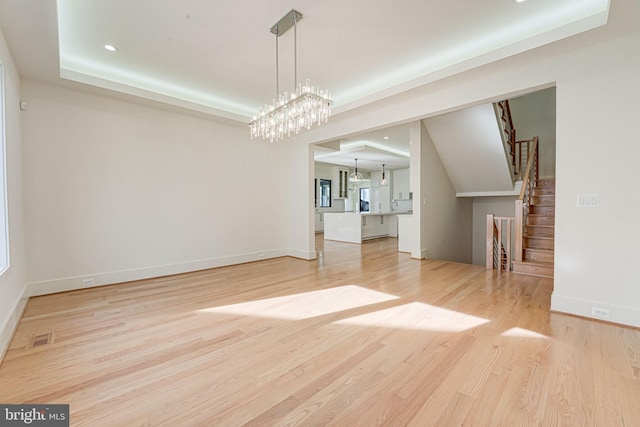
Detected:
left=314, top=123, right=411, bottom=172
left=423, top=104, right=514, bottom=194
left=0, top=0, right=609, bottom=125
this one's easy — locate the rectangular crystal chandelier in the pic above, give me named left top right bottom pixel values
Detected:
left=249, top=10, right=333, bottom=143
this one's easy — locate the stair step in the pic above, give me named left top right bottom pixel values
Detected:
left=536, top=179, right=556, bottom=187
left=512, top=260, right=554, bottom=278
left=524, top=236, right=554, bottom=250
left=527, top=214, right=555, bottom=226
left=531, top=195, right=555, bottom=206
left=513, top=178, right=555, bottom=279
left=526, top=225, right=554, bottom=238
left=530, top=205, right=555, bottom=215
left=524, top=248, right=554, bottom=263
left=533, top=186, right=555, bottom=196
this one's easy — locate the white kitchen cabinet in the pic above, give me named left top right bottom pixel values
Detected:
left=315, top=212, right=324, bottom=232
left=369, top=171, right=392, bottom=212
left=361, top=214, right=389, bottom=239
left=332, top=167, right=349, bottom=199
left=392, top=168, right=410, bottom=200
left=325, top=213, right=400, bottom=243
left=387, top=214, right=398, bottom=237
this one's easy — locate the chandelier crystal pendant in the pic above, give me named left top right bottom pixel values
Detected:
left=249, top=10, right=333, bottom=143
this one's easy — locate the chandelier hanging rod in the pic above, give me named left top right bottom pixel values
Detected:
left=271, top=10, right=302, bottom=98
left=249, top=9, right=332, bottom=143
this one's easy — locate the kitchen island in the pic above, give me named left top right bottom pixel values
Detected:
left=324, top=212, right=405, bottom=244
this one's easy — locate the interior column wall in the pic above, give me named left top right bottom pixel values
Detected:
left=420, top=122, right=473, bottom=263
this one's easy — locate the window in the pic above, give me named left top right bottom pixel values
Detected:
left=359, top=187, right=370, bottom=212
left=0, top=60, right=9, bottom=274
left=319, top=179, right=331, bottom=208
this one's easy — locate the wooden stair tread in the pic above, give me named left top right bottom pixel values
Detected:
left=530, top=202, right=555, bottom=207
left=523, top=247, right=554, bottom=263
left=525, top=224, right=554, bottom=238
left=528, top=214, right=555, bottom=221
left=524, top=247, right=553, bottom=253
left=513, top=260, right=554, bottom=267
left=512, top=260, right=554, bottom=278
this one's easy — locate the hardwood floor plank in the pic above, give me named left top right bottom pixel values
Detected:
left=1, top=236, right=639, bottom=426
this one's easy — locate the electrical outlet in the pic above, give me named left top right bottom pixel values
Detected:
left=82, top=278, right=94, bottom=286
left=591, top=307, right=611, bottom=320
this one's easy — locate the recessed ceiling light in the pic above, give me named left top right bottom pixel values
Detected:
left=384, top=136, right=389, bottom=140
left=514, top=0, right=526, bottom=3
left=104, top=44, right=118, bottom=52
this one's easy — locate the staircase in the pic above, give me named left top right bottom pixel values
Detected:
left=512, top=178, right=555, bottom=278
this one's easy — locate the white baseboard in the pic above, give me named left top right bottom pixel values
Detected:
left=26, top=249, right=291, bottom=297
left=288, top=249, right=316, bottom=260
left=0, top=291, right=28, bottom=363
left=551, top=292, right=640, bottom=328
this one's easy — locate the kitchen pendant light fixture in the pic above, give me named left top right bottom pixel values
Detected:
left=350, top=158, right=363, bottom=182
left=379, top=164, right=389, bottom=186
left=249, top=9, right=333, bottom=143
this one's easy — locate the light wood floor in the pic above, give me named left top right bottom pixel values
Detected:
left=1, top=236, right=639, bottom=426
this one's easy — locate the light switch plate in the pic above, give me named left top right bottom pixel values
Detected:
left=577, top=194, right=599, bottom=207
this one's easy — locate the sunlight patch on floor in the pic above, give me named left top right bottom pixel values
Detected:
left=333, top=302, right=489, bottom=332
left=501, top=327, right=550, bottom=339
left=196, top=285, right=399, bottom=320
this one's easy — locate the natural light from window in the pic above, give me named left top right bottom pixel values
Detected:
left=501, top=327, right=550, bottom=339
left=197, top=285, right=399, bottom=320
left=198, top=285, right=491, bottom=333
left=0, top=60, right=9, bottom=275
left=333, top=302, right=489, bottom=332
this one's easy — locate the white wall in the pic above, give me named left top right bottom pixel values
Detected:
left=509, top=87, right=556, bottom=178
left=0, top=26, right=27, bottom=358
left=21, top=80, right=299, bottom=295
left=471, top=196, right=517, bottom=266
left=421, top=122, right=473, bottom=263
left=552, top=30, right=640, bottom=326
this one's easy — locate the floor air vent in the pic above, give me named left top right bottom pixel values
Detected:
left=29, top=332, right=53, bottom=348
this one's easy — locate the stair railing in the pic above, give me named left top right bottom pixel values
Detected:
left=486, top=214, right=514, bottom=271
left=514, top=136, right=539, bottom=262
left=513, top=139, right=533, bottom=180
left=495, top=100, right=517, bottom=177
